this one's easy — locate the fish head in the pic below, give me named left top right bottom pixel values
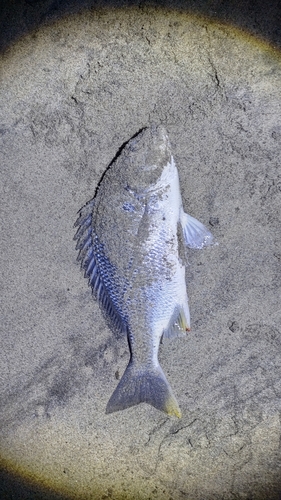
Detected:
left=118, top=125, right=173, bottom=193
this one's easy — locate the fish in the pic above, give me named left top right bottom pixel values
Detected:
left=74, top=125, right=214, bottom=418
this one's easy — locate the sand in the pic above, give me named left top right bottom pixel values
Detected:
left=1, top=2, right=281, bottom=498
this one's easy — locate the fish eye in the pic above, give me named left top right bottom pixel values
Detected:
left=122, top=202, right=135, bottom=212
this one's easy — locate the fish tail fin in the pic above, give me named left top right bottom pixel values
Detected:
left=106, top=361, right=181, bottom=418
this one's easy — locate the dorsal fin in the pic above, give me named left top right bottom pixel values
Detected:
left=74, top=199, right=127, bottom=335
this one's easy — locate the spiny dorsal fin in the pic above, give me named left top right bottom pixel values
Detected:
left=74, top=199, right=127, bottom=335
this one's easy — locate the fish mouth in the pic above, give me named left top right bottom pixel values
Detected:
left=127, top=125, right=172, bottom=171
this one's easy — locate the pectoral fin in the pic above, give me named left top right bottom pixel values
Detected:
left=180, top=208, right=213, bottom=249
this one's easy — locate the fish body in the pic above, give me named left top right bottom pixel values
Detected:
left=75, top=126, right=213, bottom=417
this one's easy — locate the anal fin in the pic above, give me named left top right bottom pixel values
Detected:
left=162, top=304, right=190, bottom=341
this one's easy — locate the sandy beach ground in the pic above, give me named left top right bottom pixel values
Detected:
left=1, top=1, right=281, bottom=498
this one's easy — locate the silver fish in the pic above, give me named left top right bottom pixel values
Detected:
left=75, top=125, right=213, bottom=418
